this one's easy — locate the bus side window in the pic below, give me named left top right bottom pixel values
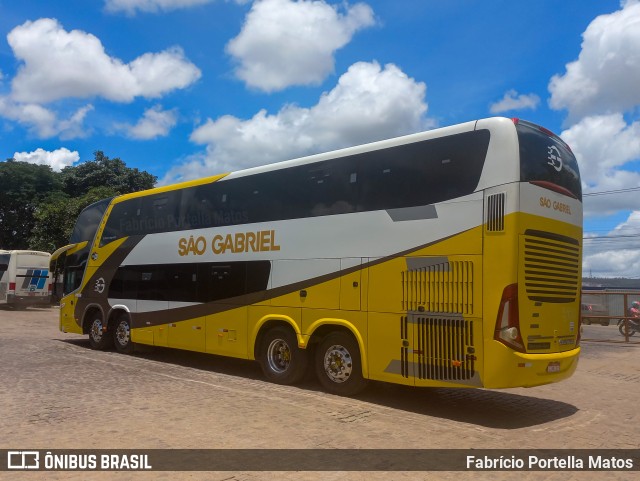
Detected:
left=197, top=263, right=246, bottom=303
left=137, top=269, right=168, bottom=301
left=305, top=163, right=357, bottom=217
left=138, top=190, right=181, bottom=234
left=109, top=267, right=139, bottom=299
left=170, top=264, right=198, bottom=303
left=101, top=198, right=141, bottom=245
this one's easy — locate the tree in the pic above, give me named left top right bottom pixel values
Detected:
left=29, top=187, right=118, bottom=253
left=0, top=151, right=157, bottom=252
left=0, top=160, right=61, bottom=249
left=60, top=151, right=156, bottom=198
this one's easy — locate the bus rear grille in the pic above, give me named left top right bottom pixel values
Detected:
left=486, top=192, right=505, bottom=232
left=401, top=261, right=473, bottom=313
left=415, top=317, right=475, bottom=381
left=523, top=229, right=580, bottom=303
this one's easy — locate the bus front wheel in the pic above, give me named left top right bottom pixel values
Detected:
left=88, top=313, right=113, bottom=350
left=315, top=331, right=368, bottom=396
left=113, top=314, right=134, bottom=354
left=258, top=326, right=308, bottom=385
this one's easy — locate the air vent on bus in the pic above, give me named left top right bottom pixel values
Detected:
left=401, top=260, right=473, bottom=314
left=486, top=192, right=505, bottom=232
left=415, top=316, right=475, bottom=381
left=400, top=316, right=409, bottom=378
left=523, top=230, right=580, bottom=303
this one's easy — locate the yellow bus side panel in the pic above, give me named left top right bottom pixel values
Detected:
left=206, top=307, right=249, bottom=359
left=154, top=324, right=168, bottom=347
left=60, top=309, right=83, bottom=334
left=271, top=269, right=341, bottom=310
left=131, top=327, right=154, bottom=345
left=367, top=226, right=483, bottom=316
left=367, top=257, right=405, bottom=314
left=413, top=225, right=483, bottom=256
left=167, top=316, right=206, bottom=352
left=367, top=312, right=414, bottom=386
left=339, top=262, right=362, bottom=311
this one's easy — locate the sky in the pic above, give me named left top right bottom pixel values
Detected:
left=1, top=0, right=640, bottom=278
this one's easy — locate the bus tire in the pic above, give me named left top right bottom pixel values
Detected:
left=315, top=331, right=368, bottom=396
left=88, top=313, right=113, bottom=350
left=258, top=326, right=308, bottom=385
left=113, top=314, right=134, bottom=354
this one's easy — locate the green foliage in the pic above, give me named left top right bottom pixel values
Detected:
left=29, top=187, right=119, bottom=253
left=0, top=160, right=61, bottom=249
left=0, top=152, right=157, bottom=252
left=60, top=151, right=156, bottom=197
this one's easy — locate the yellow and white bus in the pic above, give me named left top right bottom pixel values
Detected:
left=53, top=117, right=582, bottom=395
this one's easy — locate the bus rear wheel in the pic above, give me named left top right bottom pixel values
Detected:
left=113, top=314, right=134, bottom=354
left=258, top=326, right=308, bottom=385
left=88, top=313, right=113, bottom=350
left=315, top=331, right=368, bottom=396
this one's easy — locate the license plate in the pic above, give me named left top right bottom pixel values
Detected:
left=546, top=362, right=561, bottom=373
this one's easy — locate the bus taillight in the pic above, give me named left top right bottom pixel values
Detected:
left=494, top=283, right=525, bottom=352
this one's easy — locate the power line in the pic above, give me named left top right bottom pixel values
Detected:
left=584, top=234, right=640, bottom=240
left=583, top=186, right=640, bottom=197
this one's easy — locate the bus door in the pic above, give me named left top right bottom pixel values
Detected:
left=0, top=252, right=9, bottom=303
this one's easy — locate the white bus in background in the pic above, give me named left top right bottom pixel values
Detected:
left=0, top=250, right=52, bottom=308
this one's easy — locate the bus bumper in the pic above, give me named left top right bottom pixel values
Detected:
left=7, top=294, right=51, bottom=307
left=483, top=342, right=580, bottom=388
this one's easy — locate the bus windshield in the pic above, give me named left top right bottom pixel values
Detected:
left=0, top=253, right=9, bottom=273
left=517, top=120, right=581, bottom=200
left=59, top=197, right=112, bottom=296
left=70, top=198, right=112, bottom=244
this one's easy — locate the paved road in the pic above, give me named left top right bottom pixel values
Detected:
left=0, top=307, right=638, bottom=481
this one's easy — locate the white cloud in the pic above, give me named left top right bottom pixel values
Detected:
left=489, top=90, right=540, bottom=114
left=0, top=96, right=93, bottom=139
left=583, top=211, right=640, bottom=277
left=162, top=61, right=428, bottom=183
left=227, top=0, right=376, bottom=92
left=560, top=113, right=640, bottom=216
left=7, top=18, right=201, bottom=104
left=115, top=105, right=178, bottom=139
left=549, top=1, right=640, bottom=119
left=13, top=147, right=80, bottom=171
left=105, top=0, right=215, bottom=15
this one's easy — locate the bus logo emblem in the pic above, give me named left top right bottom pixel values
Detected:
left=547, top=145, right=562, bottom=172
left=94, top=277, right=106, bottom=294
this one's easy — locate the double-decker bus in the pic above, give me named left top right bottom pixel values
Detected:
left=0, top=250, right=51, bottom=308
left=52, top=117, right=582, bottom=395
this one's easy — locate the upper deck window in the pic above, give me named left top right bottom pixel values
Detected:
left=99, top=129, right=490, bottom=244
left=516, top=120, right=581, bottom=200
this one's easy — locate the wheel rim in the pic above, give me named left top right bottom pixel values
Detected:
left=266, top=338, right=291, bottom=374
left=115, top=320, right=130, bottom=347
left=323, top=344, right=353, bottom=383
left=90, top=319, right=103, bottom=342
